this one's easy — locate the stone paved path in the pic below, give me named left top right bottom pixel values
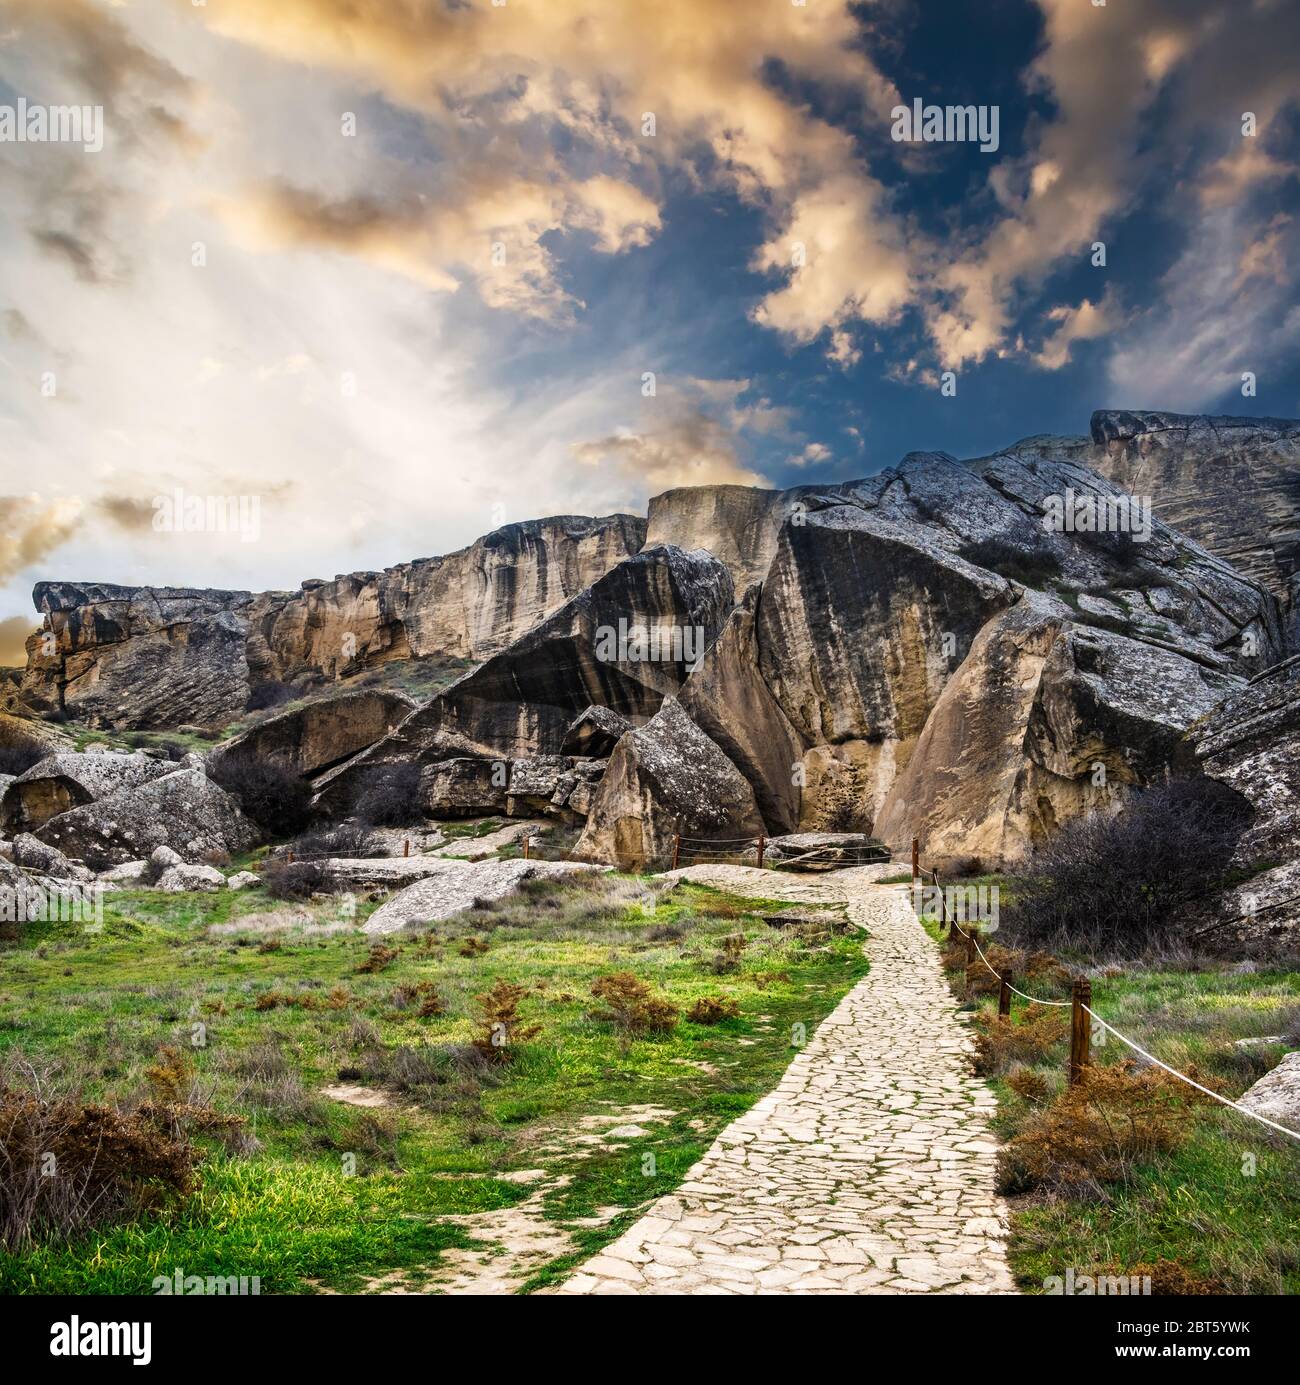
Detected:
left=558, top=865, right=1015, bottom=1295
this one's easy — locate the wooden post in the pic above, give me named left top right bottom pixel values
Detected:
left=998, top=970, right=1012, bottom=1018
left=1069, top=978, right=1092, bottom=1086
left=523, top=832, right=529, bottom=860
left=403, top=838, right=410, bottom=858
left=672, top=834, right=681, bottom=870
left=911, top=836, right=919, bottom=885
left=756, top=835, right=765, bottom=869
left=964, top=925, right=979, bottom=994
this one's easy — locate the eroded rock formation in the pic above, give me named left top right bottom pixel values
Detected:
left=20, top=514, right=645, bottom=729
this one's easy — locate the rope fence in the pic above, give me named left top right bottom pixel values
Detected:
left=912, top=845, right=1300, bottom=1144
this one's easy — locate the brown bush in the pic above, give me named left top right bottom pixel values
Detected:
left=458, top=937, right=489, bottom=957
left=472, top=980, right=541, bottom=1061
left=1116, top=1259, right=1223, bottom=1295
left=710, top=933, right=747, bottom=975
left=998, top=1060, right=1209, bottom=1194
left=253, top=986, right=350, bottom=1012
left=589, top=972, right=679, bottom=1035
left=0, top=1058, right=243, bottom=1249
left=143, top=1046, right=193, bottom=1104
left=1006, top=1065, right=1051, bottom=1104
left=687, top=995, right=740, bottom=1025
left=973, top=1004, right=1069, bottom=1077
left=390, top=982, right=445, bottom=1018
left=357, top=943, right=399, bottom=974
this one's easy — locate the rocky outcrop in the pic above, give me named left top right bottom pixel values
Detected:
left=1088, top=410, right=1300, bottom=643
left=208, top=688, right=415, bottom=780
left=573, top=697, right=765, bottom=870
left=314, top=545, right=734, bottom=813
left=1237, top=1052, right=1300, bottom=1131
left=1193, top=656, right=1300, bottom=952
left=20, top=514, right=645, bottom=729
left=363, top=858, right=607, bottom=934
left=1, top=751, right=175, bottom=833
left=34, top=766, right=258, bottom=868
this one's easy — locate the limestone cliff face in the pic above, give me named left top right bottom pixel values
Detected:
left=1087, top=410, right=1300, bottom=642
left=21, top=514, right=646, bottom=729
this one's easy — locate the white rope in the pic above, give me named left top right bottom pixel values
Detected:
left=1083, top=1007, right=1300, bottom=1144
left=916, top=868, right=1300, bottom=1144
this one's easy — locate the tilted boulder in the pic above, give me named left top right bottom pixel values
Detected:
left=1, top=750, right=174, bottom=833
left=11, top=832, right=94, bottom=883
left=573, top=697, right=764, bottom=870
left=873, top=592, right=1240, bottom=868
left=560, top=705, right=633, bottom=758
left=418, top=758, right=508, bottom=819
left=315, top=544, right=734, bottom=814
left=34, top=767, right=258, bottom=869
left=208, top=688, right=415, bottom=780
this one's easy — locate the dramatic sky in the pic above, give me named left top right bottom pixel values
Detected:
left=1, top=0, right=1298, bottom=661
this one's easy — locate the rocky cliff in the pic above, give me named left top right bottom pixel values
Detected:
left=1087, top=410, right=1300, bottom=642
left=20, top=514, right=646, bottom=729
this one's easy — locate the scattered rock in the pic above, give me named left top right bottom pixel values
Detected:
left=561, top=705, right=633, bottom=758
left=156, top=862, right=226, bottom=893
left=1237, top=1052, right=1300, bottom=1131
left=227, top=871, right=261, bottom=890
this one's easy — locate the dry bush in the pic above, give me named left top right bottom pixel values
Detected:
left=972, top=1004, right=1069, bottom=1077
left=471, top=981, right=541, bottom=1061
left=1006, top=1065, right=1051, bottom=1104
left=687, top=995, right=740, bottom=1025
left=354, top=764, right=424, bottom=828
left=261, top=858, right=333, bottom=901
left=0, top=1054, right=243, bottom=1250
left=291, top=822, right=375, bottom=860
left=998, top=1060, right=1210, bottom=1195
left=589, top=972, right=679, bottom=1035
left=458, top=937, right=489, bottom=957
left=389, top=982, right=444, bottom=1018
left=710, top=933, right=747, bottom=975
left=357, top=943, right=399, bottom=974
left=252, top=986, right=350, bottom=1012
left=1001, top=778, right=1250, bottom=956
left=1115, top=1259, right=1223, bottom=1295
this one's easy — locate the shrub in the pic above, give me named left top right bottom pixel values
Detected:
left=997, top=1060, right=1210, bottom=1195
left=1001, top=778, right=1251, bottom=956
left=589, top=972, right=679, bottom=1035
left=355, top=764, right=424, bottom=828
left=1006, top=1065, right=1051, bottom=1104
left=356, top=943, right=399, bottom=975
left=471, top=981, right=541, bottom=1062
left=972, top=1004, right=1069, bottom=1077
left=390, top=982, right=445, bottom=1017
left=687, top=995, right=740, bottom=1025
left=0, top=1055, right=242, bottom=1250
left=957, top=537, right=1061, bottom=589
left=208, top=754, right=313, bottom=837
left=261, top=857, right=331, bottom=901
left=710, top=933, right=747, bottom=975
left=291, top=822, right=375, bottom=860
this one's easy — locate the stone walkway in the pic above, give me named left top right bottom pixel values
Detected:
left=558, top=865, right=1015, bottom=1295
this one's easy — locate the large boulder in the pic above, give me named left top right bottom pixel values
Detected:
left=1, top=750, right=174, bottom=832
left=573, top=697, right=764, bottom=870
left=1236, top=1053, right=1300, bottom=1131
left=315, top=544, right=734, bottom=813
left=418, top=758, right=508, bottom=819
left=208, top=688, right=415, bottom=780
left=363, top=858, right=607, bottom=934
left=34, top=766, right=258, bottom=868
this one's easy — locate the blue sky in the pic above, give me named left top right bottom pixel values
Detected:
left=1, top=0, right=1298, bottom=659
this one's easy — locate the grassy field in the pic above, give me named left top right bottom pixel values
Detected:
left=923, top=908, right=1300, bottom=1294
left=0, top=869, right=866, bottom=1294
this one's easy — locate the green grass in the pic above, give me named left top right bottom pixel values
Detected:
left=0, top=872, right=867, bottom=1294
left=925, top=913, right=1300, bottom=1294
